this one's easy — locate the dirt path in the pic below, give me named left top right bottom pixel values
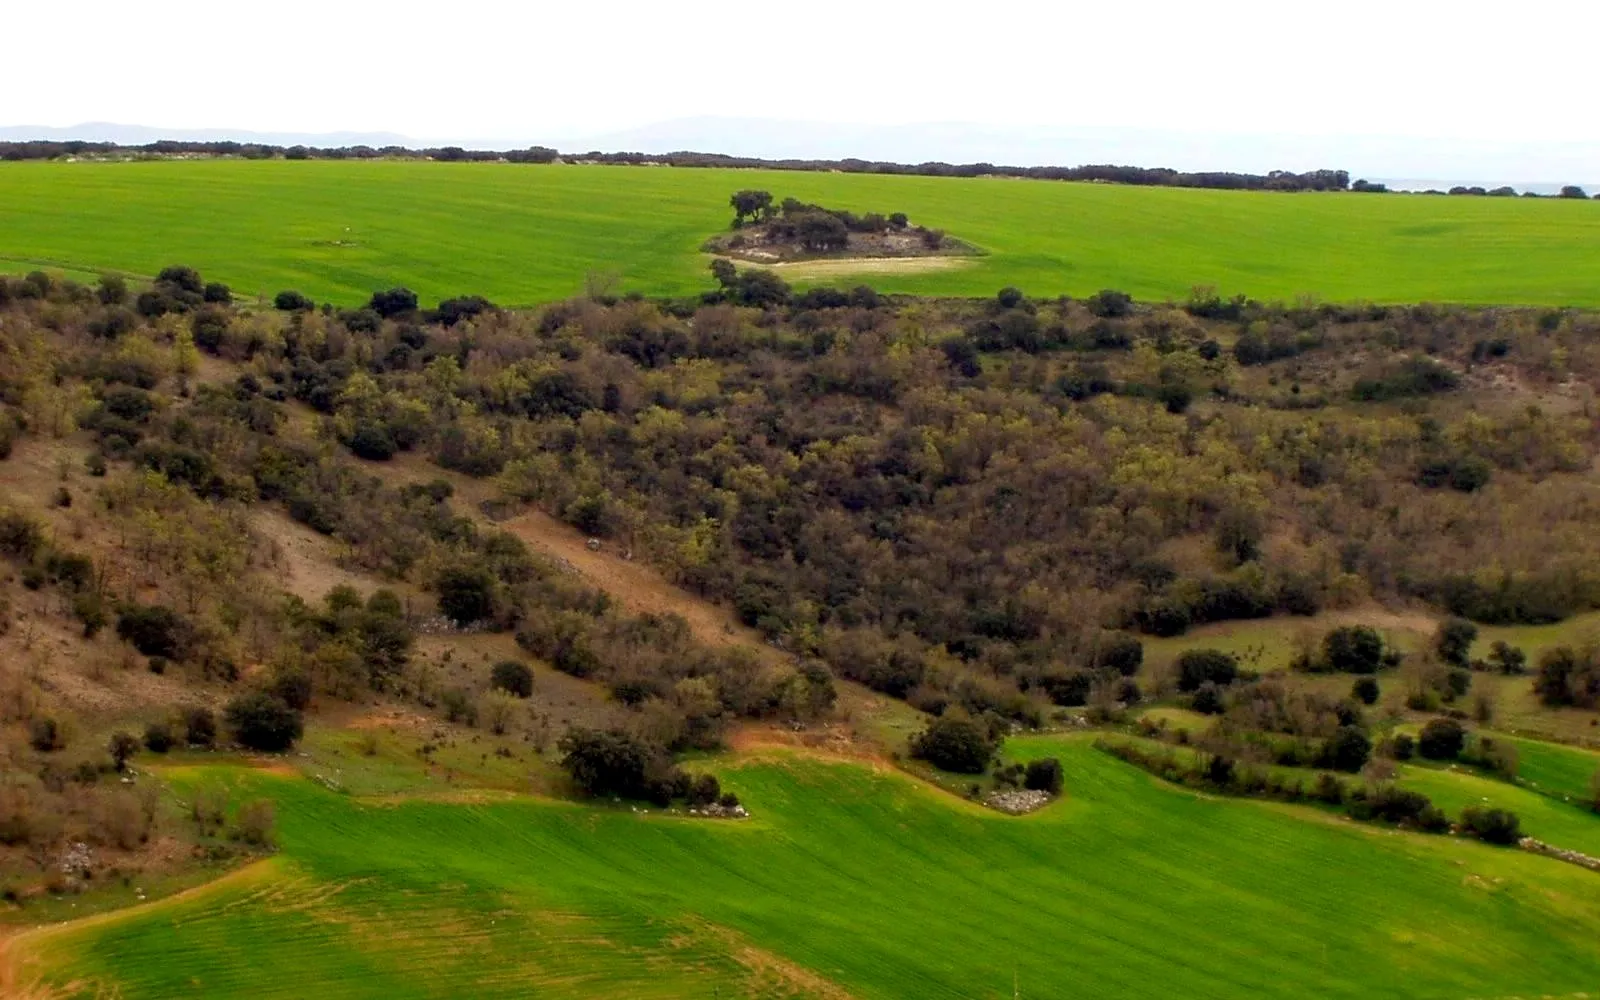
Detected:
left=712, top=253, right=977, bottom=281
left=368, top=452, right=788, bottom=665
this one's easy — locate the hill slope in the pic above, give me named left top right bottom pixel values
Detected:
left=17, top=742, right=1600, bottom=1000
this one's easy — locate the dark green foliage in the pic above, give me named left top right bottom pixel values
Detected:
left=270, top=669, right=313, bottom=710
left=1418, top=718, right=1466, bottom=760
left=1322, top=626, right=1385, bottom=673
left=273, top=290, right=315, bottom=311
left=1459, top=806, right=1521, bottom=845
left=347, top=422, right=397, bottom=461
left=368, top=287, right=419, bottom=318
left=1321, top=726, right=1372, bottom=773
left=1023, top=757, right=1063, bottom=795
left=1085, top=289, right=1133, bottom=318
left=490, top=660, right=534, bottom=698
left=686, top=773, right=721, bottom=807
left=1487, top=641, right=1527, bottom=675
left=910, top=716, right=998, bottom=774
left=225, top=692, right=304, bottom=752
left=29, top=718, right=65, bottom=753
left=1431, top=617, right=1478, bottom=666
left=558, top=728, right=682, bottom=805
left=143, top=721, right=175, bottom=753
left=1351, top=356, right=1460, bottom=401
left=184, top=707, right=218, bottom=747
left=115, top=604, right=193, bottom=660
left=729, top=189, right=773, bottom=226
left=203, top=282, right=232, bottom=304
left=435, top=565, right=497, bottom=626
left=1175, top=649, right=1238, bottom=692
left=1389, top=733, right=1416, bottom=761
left=436, top=296, right=494, bottom=327
left=1351, top=676, right=1379, bottom=705
left=1417, top=455, right=1491, bottom=492
left=108, top=731, right=140, bottom=771
left=1534, top=646, right=1600, bottom=708
left=1191, top=682, right=1226, bottom=715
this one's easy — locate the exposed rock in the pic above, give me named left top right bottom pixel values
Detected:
left=986, top=790, right=1051, bottom=815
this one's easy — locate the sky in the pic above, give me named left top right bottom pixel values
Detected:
left=5, top=0, right=1598, bottom=175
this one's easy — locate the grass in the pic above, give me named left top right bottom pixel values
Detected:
left=19, top=741, right=1600, bottom=999
left=5, top=160, right=1600, bottom=306
left=1398, top=760, right=1600, bottom=856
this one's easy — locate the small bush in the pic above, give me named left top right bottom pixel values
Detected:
left=1351, top=677, right=1379, bottom=705
left=108, top=731, right=140, bottom=771
left=1023, top=757, right=1064, bottom=795
left=490, top=660, right=534, bottom=698
left=1460, top=805, right=1521, bottom=845
left=144, top=721, right=175, bottom=753
left=1322, top=626, right=1385, bottom=673
left=185, top=707, right=217, bottom=747
left=1175, top=649, right=1238, bottom=692
left=29, top=717, right=65, bottom=753
left=115, top=604, right=193, bottom=660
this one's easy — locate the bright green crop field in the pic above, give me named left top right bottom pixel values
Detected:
left=17, top=740, right=1600, bottom=999
left=5, top=160, right=1600, bottom=307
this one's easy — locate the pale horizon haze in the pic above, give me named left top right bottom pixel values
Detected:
left=5, top=0, right=1599, bottom=179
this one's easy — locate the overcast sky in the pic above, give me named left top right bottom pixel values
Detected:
left=6, top=0, right=1597, bottom=171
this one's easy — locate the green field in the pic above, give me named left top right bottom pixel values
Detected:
left=6, top=160, right=1600, bottom=306
left=20, top=741, right=1600, bottom=999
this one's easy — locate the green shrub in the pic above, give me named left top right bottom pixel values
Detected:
left=1023, top=758, right=1063, bottom=795
left=909, top=716, right=998, bottom=774
left=1175, top=649, right=1238, bottom=692
left=490, top=660, right=534, bottom=698
left=1418, top=718, right=1466, bottom=760
left=1351, top=677, right=1379, bottom=705
left=1460, top=806, right=1521, bottom=845
left=1322, top=626, right=1384, bottom=673
left=225, top=692, right=304, bottom=752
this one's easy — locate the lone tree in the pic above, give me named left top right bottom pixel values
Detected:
left=910, top=715, right=997, bottom=774
left=1434, top=617, right=1477, bottom=666
left=1418, top=718, right=1466, bottom=760
left=490, top=659, right=534, bottom=698
left=1323, top=625, right=1384, bottom=673
left=225, top=692, right=304, bottom=753
left=729, top=189, right=773, bottom=227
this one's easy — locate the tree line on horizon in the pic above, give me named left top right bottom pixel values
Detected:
left=1, top=137, right=1361, bottom=193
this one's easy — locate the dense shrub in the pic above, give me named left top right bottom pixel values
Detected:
left=1351, top=676, right=1379, bottom=705
left=273, top=290, right=315, bottom=311
left=1418, top=718, right=1466, bottom=760
left=1322, top=626, right=1385, bottom=673
left=143, top=721, right=175, bottom=753
left=1434, top=618, right=1478, bottom=666
left=115, top=604, right=193, bottom=660
left=185, top=707, right=218, bottom=747
left=1023, top=757, right=1063, bottom=795
left=225, top=692, right=304, bottom=752
left=490, top=659, right=534, bottom=698
left=1459, top=805, right=1521, bottom=845
left=1175, top=649, right=1238, bottom=692
left=435, top=566, right=498, bottom=626
left=558, top=728, right=681, bottom=805
left=1534, top=646, right=1600, bottom=708
left=910, top=716, right=998, bottom=774
left=1320, top=726, right=1372, bottom=773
